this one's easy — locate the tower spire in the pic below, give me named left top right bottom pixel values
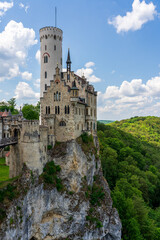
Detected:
left=66, top=48, right=71, bottom=72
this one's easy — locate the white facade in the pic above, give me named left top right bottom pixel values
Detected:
left=40, top=27, right=63, bottom=97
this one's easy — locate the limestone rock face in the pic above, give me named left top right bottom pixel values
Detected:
left=0, top=140, right=121, bottom=240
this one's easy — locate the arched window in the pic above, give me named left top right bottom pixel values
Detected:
left=68, top=106, right=70, bottom=114
left=56, top=91, right=59, bottom=101
left=44, top=56, right=48, bottom=63
left=59, top=92, right=61, bottom=101
left=59, top=121, right=66, bottom=126
left=54, top=35, right=56, bottom=40
left=45, top=35, right=48, bottom=39
left=45, top=71, right=47, bottom=78
left=48, top=106, right=50, bottom=114
left=54, top=93, right=56, bottom=101
left=58, top=106, right=60, bottom=114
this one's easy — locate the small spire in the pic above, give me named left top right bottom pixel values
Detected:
left=66, top=48, right=71, bottom=64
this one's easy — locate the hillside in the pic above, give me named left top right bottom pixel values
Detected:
left=97, top=120, right=160, bottom=240
left=111, top=116, right=160, bottom=147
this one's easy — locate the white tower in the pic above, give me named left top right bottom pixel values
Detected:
left=39, top=27, right=63, bottom=97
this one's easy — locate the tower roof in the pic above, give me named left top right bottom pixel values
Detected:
left=66, top=48, right=71, bottom=64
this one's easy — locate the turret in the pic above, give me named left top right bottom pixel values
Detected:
left=40, top=27, right=63, bottom=97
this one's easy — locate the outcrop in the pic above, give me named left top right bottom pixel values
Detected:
left=0, top=138, right=121, bottom=240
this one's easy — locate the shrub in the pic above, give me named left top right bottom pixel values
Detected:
left=81, top=132, right=93, bottom=144
left=47, top=145, right=52, bottom=150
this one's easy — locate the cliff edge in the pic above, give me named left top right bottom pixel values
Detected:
left=0, top=138, right=121, bottom=240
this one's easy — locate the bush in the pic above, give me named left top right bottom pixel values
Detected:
left=81, top=132, right=93, bottom=143
left=41, top=161, right=63, bottom=191
left=47, top=145, right=52, bottom=150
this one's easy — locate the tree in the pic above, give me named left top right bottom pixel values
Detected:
left=22, top=104, right=39, bottom=120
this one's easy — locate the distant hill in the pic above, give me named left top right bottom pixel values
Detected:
left=97, top=119, right=160, bottom=240
left=111, top=116, right=160, bottom=147
left=98, top=120, right=114, bottom=124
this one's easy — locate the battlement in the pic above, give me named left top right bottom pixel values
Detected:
left=40, top=26, right=63, bottom=41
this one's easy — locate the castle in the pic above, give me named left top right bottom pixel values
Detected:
left=4, top=26, right=97, bottom=177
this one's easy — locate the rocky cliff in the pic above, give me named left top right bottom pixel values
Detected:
left=0, top=138, right=121, bottom=240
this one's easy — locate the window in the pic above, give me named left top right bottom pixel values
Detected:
left=45, top=35, right=48, bottom=39
left=91, top=122, right=93, bottom=130
left=59, top=121, right=66, bottom=126
left=59, top=92, right=61, bottom=101
left=46, top=106, right=48, bottom=114
left=56, top=91, right=59, bottom=101
left=54, top=45, right=56, bottom=51
left=55, top=106, right=57, bottom=114
left=54, top=93, right=56, bottom=101
left=65, top=105, right=70, bottom=114
left=48, top=106, right=50, bottom=114
left=45, top=84, right=47, bottom=91
left=55, top=106, right=60, bottom=114
left=44, top=56, right=48, bottom=63
left=54, top=35, right=56, bottom=40
left=87, top=122, right=89, bottom=130
left=77, top=124, right=79, bottom=130
left=45, top=45, right=47, bottom=50
left=93, top=123, right=95, bottom=130
left=67, top=74, right=70, bottom=81
left=45, top=71, right=47, bottom=78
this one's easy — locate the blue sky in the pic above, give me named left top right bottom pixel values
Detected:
left=0, top=0, right=160, bottom=120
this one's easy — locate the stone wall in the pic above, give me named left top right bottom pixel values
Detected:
left=9, top=121, right=49, bottom=178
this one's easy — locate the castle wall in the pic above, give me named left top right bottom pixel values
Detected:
left=20, top=121, right=48, bottom=174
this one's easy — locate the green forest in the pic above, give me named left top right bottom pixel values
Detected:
left=98, top=117, right=160, bottom=240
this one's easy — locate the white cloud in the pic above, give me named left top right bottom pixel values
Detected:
left=0, top=1, right=13, bottom=17
left=35, top=50, right=40, bottom=64
left=108, top=0, right=157, bottom=33
left=15, top=82, right=40, bottom=100
left=34, top=78, right=40, bottom=88
left=0, top=20, right=37, bottom=82
left=85, top=62, right=95, bottom=68
left=21, top=71, right=32, bottom=80
left=76, top=62, right=101, bottom=83
left=19, top=3, right=29, bottom=13
left=98, top=75, right=160, bottom=120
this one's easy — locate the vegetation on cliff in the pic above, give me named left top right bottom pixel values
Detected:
left=98, top=118, right=160, bottom=240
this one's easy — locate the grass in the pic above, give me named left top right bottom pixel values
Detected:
left=0, top=157, right=9, bottom=182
